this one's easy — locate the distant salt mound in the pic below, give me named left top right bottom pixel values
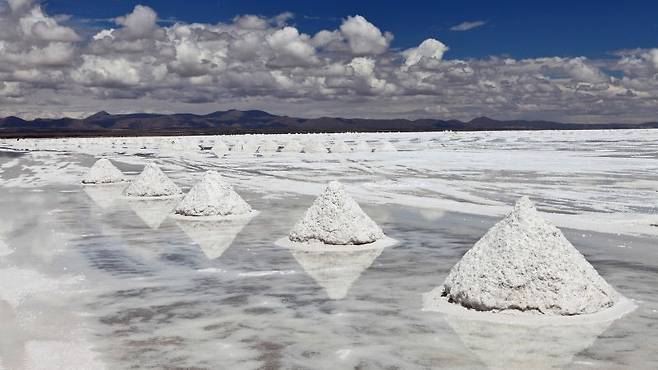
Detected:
left=212, top=141, right=229, bottom=156
left=258, top=140, right=279, bottom=153
left=173, top=171, right=253, bottom=218
left=375, top=141, right=397, bottom=152
left=123, top=163, right=182, bottom=198
left=302, top=141, right=327, bottom=154
left=281, top=140, right=303, bottom=153
left=439, top=196, right=619, bottom=315
left=286, top=181, right=389, bottom=247
left=353, top=141, right=372, bottom=153
left=82, top=158, right=125, bottom=184
left=330, top=141, right=351, bottom=153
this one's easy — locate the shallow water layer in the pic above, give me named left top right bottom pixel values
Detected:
left=0, top=183, right=656, bottom=369
left=0, top=132, right=657, bottom=369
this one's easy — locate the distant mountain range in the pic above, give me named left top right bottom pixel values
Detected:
left=1, top=109, right=657, bottom=138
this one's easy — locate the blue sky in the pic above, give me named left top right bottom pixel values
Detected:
left=47, top=0, right=658, bottom=59
left=2, top=0, right=658, bottom=122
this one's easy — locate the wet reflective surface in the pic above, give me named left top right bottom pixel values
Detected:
left=0, top=138, right=657, bottom=369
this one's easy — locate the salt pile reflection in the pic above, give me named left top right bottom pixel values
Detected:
left=290, top=247, right=384, bottom=300
left=175, top=216, right=254, bottom=260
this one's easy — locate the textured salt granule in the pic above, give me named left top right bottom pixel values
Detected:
left=289, top=181, right=384, bottom=245
left=174, top=171, right=252, bottom=217
left=81, top=158, right=125, bottom=184
left=330, top=141, right=351, bottom=153
left=123, top=163, right=182, bottom=197
left=441, top=196, right=619, bottom=315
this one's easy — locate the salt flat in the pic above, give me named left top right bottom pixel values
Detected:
left=0, top=129, right=657, bottom=369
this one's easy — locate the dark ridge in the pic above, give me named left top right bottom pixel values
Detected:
left=1, top=111, right=657, bottom=138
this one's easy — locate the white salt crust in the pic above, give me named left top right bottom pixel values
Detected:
left=286, top=181, right=389, bottom=247
left=441, top=196, right=620, bottom=316
left=123, top=163, right=182, bottom=198
left=173, top=171, right=254, bottom=218
left=81, top=158, right=125, bottom=184
left=275, top=235, right=397, bottom=252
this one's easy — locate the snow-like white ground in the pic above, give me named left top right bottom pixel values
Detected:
left=0, top=129, right=657, bottom=369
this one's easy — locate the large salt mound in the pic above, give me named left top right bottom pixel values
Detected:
left=288, top=181, right=385, bottom=245
left=441, top=196, right=619, bottom=315
left=82, top=158, right=125, bottom=184
left=173, top=171, right=253, bottom=218
left=123, top=163, right=182, bottom=198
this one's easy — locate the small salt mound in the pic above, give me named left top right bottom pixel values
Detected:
left=212, top=141, right=229, bottom=156
left=302, top=141, right=327, bottom=154
left=374, top=141, right=397, bottom=152
left=123, top=163, right=182, bottom=198
left=289, top=181, right=384, bottom=245
left=353, top=141, right=372, bottom=153
left=330, top=141, right=351, bottom=153
left=441, top=196, right=619, bottom=315
left=82, top=158, right=125, bottom=184
left=258, top=139, right=279, bottom=153
left=174, top=171, right=253, bottom=217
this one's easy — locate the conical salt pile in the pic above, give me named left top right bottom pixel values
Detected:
left=123, top=163, right=182, bottom=198
left=330, top=141, right=351, bottom=153
left=82, top=158, right=125, bottom=184
left=440, top=196, right=618, bottom=315
left=174, top=171, right=253, bottom=217
left=288, top=181, right=384, bottom=245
